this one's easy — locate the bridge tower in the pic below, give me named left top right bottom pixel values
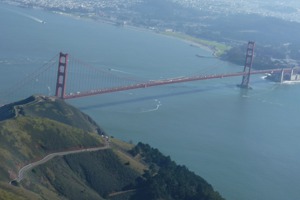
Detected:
left=55, top=52, right=68, bottom=99
left=240, top=41, right=255, bottom=88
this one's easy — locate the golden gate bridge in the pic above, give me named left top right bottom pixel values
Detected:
left=0, top=41, right=294, bottom=105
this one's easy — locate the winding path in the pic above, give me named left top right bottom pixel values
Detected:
left=11, top=144, right=109, bottom=183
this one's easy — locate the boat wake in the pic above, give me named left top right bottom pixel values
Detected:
left=26, top=15, right=46, bottom=24
left=109, top=68, right=134, bottom=75
left=282, top=81, right=300, bottom=85
left=260, top=75, right=267, bottom=79
left=5, top=7, right=46, bottom=24
left=141, top=99, right=162, bottom=113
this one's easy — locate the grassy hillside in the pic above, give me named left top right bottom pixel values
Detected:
left=24, top=149, right=140, bottom=200
left=0, top=95, right=225, bottom=200
left=0, top=182, right=42, bottom=200
left=0, top=95, right=103, bottom=133
left=0, top=96, right=105, bottom=182
left=23, top=141, right=224, bottom=200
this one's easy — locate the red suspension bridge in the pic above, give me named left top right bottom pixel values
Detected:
left=0, top=41, right=295, bottom=105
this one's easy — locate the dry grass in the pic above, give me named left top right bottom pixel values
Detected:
left=0, top=182, right=41, bottom=200
left=110, top=138, right=147, bottom=174
left=110, top=138, right=134, bottom=151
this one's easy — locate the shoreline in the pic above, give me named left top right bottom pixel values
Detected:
left=16, top=3, right=229, bottom=58
left=120, top=24, right=217, bottom=56
left=160, top=31, right=231, bottom=57
left=4, top=1, right=230, bottom=58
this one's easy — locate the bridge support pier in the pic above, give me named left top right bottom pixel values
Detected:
left=239, top=41, right=255, bottom=88
left=280, top=69, right=285, bottom=83
left=55, top=52, right=68, bottom=99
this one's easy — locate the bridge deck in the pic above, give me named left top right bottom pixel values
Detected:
left=63, top=68, right=286, bottom=99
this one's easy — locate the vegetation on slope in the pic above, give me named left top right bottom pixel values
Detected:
left=0, top=182, right=41, bottom=200
left=0, top=95, right=104, bottom=134
left=0, top=116, right=104, bottom=181
left=26, top=149, right=139, bottom=200
left=0, top=96, right=36, bottom=121
left=25, top=141, right=225, bottom=200
left=129, top=143, right=225, bottom=200
left=162, top=31, right=231, bottom=57
left=221, top=43, right=291, bottom=69
left=0, top=96, right=105, bottom=182
left=0, top=95, right=225, bottom=200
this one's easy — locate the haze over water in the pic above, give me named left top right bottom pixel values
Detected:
left=1, top=3, right=300, bottom=200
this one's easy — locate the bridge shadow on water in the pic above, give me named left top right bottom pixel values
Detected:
left=77, top=78, right=269, bottom=111
left=77, top=83, right=247, bottom=111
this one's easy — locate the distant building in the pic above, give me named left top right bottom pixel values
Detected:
left=165, top=29, right=173, bottom=32
left=266, top=67, right=300, bottom=82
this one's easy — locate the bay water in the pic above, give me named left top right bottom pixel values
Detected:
left=1, top=3, right=300, bottom=200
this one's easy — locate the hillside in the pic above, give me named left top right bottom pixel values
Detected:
left=0, top=95, right=224, bottom=200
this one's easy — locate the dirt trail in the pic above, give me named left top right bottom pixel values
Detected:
left=11, top=144, right=109, bottom=183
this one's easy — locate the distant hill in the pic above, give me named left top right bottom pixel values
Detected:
left=0, top=95, right=224, bottom=200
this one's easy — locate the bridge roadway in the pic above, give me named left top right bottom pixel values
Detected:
left=63, top=68, right=288, bottom=99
